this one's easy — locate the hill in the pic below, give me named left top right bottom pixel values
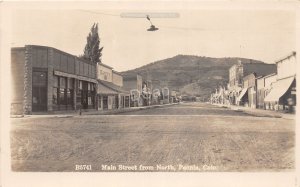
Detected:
left=121, top=55, right=265, bottom=99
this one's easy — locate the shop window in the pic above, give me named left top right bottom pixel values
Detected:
left=60, top=77, right=66, bottom=89
left=98, top=95, right=102, bottom=109
left=53, top=75, right=58, bottom=87
left=53, top=76, right=59, bottom=105
left=67, top=89, right=73, bottom=107
left=68, top=78, right=74, bottom=89
left=78, top=80, right=83, bottom=90
left=103, top=96, right=108, bottom=110
left=59, top=88, right=66, bottom=105
left=53, top=88, right=58, bottom=105
left=67, top=78, right=74, bottom=109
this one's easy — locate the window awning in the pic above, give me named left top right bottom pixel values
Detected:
left=97, top=80, right=130, bottom=95
left=54, top=70, right=97, bottom=83
left=97, top=82, right=119, bottom=95
left=264, top=76, right=295, bottom=102
left=237, top=88, right=248, bottom=101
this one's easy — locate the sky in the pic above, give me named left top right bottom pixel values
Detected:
left=11, top=8, right=296, bottom=72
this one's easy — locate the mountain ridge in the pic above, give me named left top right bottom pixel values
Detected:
left=121, top=55, right=267, bottom=99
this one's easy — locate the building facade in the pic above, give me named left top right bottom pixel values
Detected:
left=228, top=60, right=277, bottom=105
left=96, top=63, right=130, bottom=110
left=123, top=74, right=143, bottom=107
left=11, top=45, right=97, bottom=115
left=264, top=52, right=296, bottom=112
left=256, top=73, right=277, bottom=109
left=238, top=73, right=256, bottom=108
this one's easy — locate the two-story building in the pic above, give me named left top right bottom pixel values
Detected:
left=228, top=60, right=277, bottom=105
left=11, top=45, right=98, bottom=115
left=256, top=73, right=277, bottom=109
left=123, top=74, right=143, bottom=107
left=237, top=73, right=257, bottom=108
left=264, top=52, right=296, bottom=112
left=96, top=63, right=130, bottom=110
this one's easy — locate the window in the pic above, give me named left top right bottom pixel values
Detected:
left=60, top=88, right=66, bottom=105
left=53, top=88, right=58, bottom=105
left=53, top=76, right=59, bottom=105
left=67, top=89, right=73, bottom=106
left=60, top=77, right=66, bottom=89
left=78, top=80, right=82, bottom=90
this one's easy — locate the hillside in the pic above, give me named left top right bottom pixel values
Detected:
left=121, top=55, right=265, bottom=99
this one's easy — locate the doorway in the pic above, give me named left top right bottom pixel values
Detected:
left=32, top=71, right=47, bottom=111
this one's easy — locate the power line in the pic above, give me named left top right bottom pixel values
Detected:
left=78, top=9, right=120, bottom=17
left=78, top=10, right=207, bottom=32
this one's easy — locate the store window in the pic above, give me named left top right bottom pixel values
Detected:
left=67, top=78, right=74, bottom=109
left=59, top=77, right=67, bottom=106
left=53, top=75, right=59, bottom=109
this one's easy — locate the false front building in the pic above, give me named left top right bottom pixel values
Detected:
left=228, top=60, right=277, bottom=105
left=96, top=64, right=130, bottom=110
left=11, top=45, right=98, bottom=115
left=264, top=52, right=296, bottom=112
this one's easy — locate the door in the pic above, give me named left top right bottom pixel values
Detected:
left=103, top=96, right=108, bottom=110
left=32, top=71, right=47, bottom=111
left=82, top=81, right=88, bottom=109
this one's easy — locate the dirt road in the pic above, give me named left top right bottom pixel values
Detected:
left=10, top=103, right=295, bottom=171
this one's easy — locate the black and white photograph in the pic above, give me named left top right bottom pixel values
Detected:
left=1, top=1, right=299, bottom=187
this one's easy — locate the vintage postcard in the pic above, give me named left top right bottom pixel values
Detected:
left=1, top=1, right=299, bottom=187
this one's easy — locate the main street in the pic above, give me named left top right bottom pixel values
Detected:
left=11, top=103, right=294, bottom=172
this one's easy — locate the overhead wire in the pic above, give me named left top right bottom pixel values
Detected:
left=78, top=9, right=207, bottom=31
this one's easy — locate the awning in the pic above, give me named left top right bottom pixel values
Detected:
left=54, top=70, right=97, bottom=83
left=264, top=76, right=295, bottom=102
left=97, top=80, right=130, bottom=95
left=97, top=82, right=118, bottom=95
left=237, top=88, right=248, bottom=101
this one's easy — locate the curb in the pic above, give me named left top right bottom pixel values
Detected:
left=85, top=103, right=178, bottom=115
left=212, top=104, right=294, bottom=119
left=12, top=103, right=179, bottom=118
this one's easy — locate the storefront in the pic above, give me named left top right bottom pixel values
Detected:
left=264, top=76, right=296, bottom=112
left=236, top=88, right=248, bottom=106
left=97, top=80, right=130, bottom=110
left=11, top=45, right=97, bottom=115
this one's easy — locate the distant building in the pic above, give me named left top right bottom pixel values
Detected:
left=123, top=74, right=143, bottom=106
left=256, top=73, right=277, bottom=109
left=264, top=52, right=296, bottom=112
left=96, top=63, right=130, bottom=110
left=228, top=60, right=277, bottom=105
left=112, top=70, right=123, bottom=87
left=11, top=45, right=97, bottom=115
left=123, top=74, right=143, bottom=93
left=237, top=73, right=256, bottom=108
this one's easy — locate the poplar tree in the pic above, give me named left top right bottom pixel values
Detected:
left=83, top=23, right=103, bottom=64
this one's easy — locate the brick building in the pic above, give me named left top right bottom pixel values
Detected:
left=11, top=45, right=97, bottom=115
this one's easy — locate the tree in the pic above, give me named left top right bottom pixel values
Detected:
left=83, top=23, right=103, bottom=64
